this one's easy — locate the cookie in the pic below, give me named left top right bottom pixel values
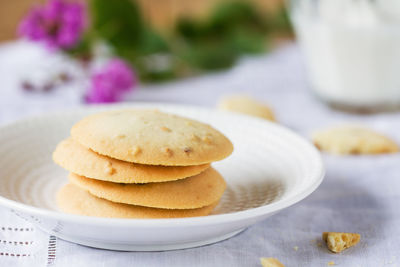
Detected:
left=53, top=138, right=210, bottom=183
left=70, top=109, right=233, bottom=166
left=218, top=95, right=275, bottom=121
left=312, top=126, right=399, bottom=155
left=57, top=184, right=218, bottom=219
left=68, top=167, right=226, bottom=209
left=322, top=232, right=361, bottom=253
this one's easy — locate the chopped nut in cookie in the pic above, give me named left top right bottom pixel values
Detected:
left=104, top=161, right=115, bottom=175
left=322, top=232, right=361, bottom=253
left=183, top=147, right=192, bottom=153
left=163, top=147, right=173, bottom=157
left=260, top=257, right=285, bottom=267
left=203, top=136, right=213, bottom=144
left=161, top=126, right=171, bottom=132
left=129, top=146, right=141, bottom=156
left=191, top=134, right=200, bottom=142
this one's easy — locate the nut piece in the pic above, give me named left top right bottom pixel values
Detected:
left=183, top=147, right=192, bottom=153
left=129, top=146, right=141, bottom=156
left=322, top=232, right=361, bottom=253
left=160, top=126, right=171, bottom=132
left=260, top=257, right=285, bottom=267
left=202, top=136, right=213, bottom=144
left=104, top=161, right=115, bottom=175
left=163, top=147, right=173, bottom=157
left=191, top=134, right=200, bottom=142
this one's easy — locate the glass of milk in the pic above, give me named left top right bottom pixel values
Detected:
left=289, top=0, right=400, bottom=111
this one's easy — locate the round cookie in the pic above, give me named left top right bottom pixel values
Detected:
left=53, top=138, right=210, bottom=183
left=57, top=184, right=218, bottom=219
left=218, top=95, right=275, bottom=121
left=70, top=109, right=233, bottom=166
left=312, top=126, right=399, bottom=155
left=69, top=167, right=226, bottom=209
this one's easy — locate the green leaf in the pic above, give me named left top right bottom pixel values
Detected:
left=228, top=28, right=267, bottom=54
left=207, top=1, right=268, bottom=35
left=179, top=41, right=237, bottom=70
left=90, top=0, right=143, bottom=49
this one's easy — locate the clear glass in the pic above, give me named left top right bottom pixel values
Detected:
left=288, top=0, right=400, bottom=112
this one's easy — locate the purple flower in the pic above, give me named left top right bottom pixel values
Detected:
left=85, top=59, right=137, bottom=103
left=18, top=0, right=86, bottom=50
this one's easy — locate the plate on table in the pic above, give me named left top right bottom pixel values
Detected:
left=0, top=103, right=324, bottom=251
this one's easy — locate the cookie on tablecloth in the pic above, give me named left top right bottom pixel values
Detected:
left=312, top=126, right=398, bottom=155
left=218, top=95, right=275, bottom=121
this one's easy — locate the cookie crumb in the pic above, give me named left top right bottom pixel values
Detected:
left=327, top=261, right=335, bottom=266
left=161, top=126, right=171, bottom=132
left=163, top=147, right=173, bottom=157
left=260, top=257, right=285, bottom=267
left=293, top=246, right=299, bottom=251
left=323, top=232, right=361, bottom=253
left=115, top=134, right=126, bottom=139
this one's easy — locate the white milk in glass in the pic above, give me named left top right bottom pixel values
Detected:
left=290, top=0, right=400, bottom=110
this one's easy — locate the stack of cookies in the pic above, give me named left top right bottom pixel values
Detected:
left=53, top=110, right=233, bottom=219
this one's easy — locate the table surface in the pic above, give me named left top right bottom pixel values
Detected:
left=1, top=41, right=399, bottom=267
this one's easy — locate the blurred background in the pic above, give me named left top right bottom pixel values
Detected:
left=1, top=0, right=400, bottom=124
left=0, top=0, right=289, bottom=43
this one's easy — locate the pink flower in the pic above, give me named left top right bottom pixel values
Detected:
left=18, top=0, right=86, bottom=50
left=85, top=59, right=137, bottom=103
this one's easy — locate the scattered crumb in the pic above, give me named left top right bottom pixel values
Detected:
left=260, top=257, right=285, bottom=267
left=327, top=261, right=335, bottom=266
left=323, top=232, right=361, bottom=253
left=293, top=246, right=299, bottom=251
left=317, top=242, right=323, bottom=247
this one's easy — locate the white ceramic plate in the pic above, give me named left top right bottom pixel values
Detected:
left=0, top=103, right=324, bottom=251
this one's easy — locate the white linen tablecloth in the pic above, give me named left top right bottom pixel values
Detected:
left=0, top=41, right=399, bottom=267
